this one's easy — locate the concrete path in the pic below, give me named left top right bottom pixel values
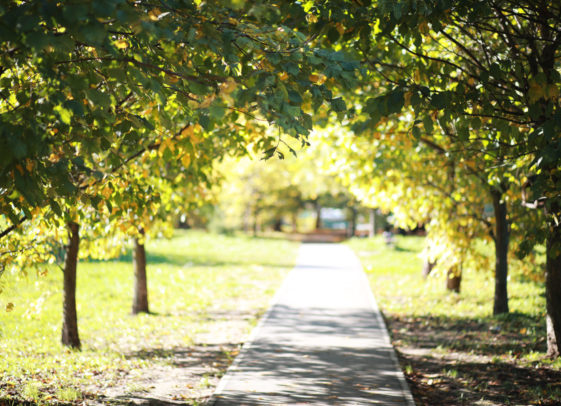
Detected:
left=210, top=243, right=415, bottom=405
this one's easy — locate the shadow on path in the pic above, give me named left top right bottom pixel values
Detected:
left=212, top=243, right=413, bottom=405
left=214, top=305, right=408, bottom=405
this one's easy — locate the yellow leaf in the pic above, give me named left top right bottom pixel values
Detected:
left=6, top=303, right=14, bottom=312
left=114, top=40, right=128, bottom=49
left=181, top=126, right=194, bottom=138
left=279, top=72, right=289, bottom=81
left=191, top=132, right=203, bottom=145
left=102, top=185, right=112, bottom=199
left=149, top=8, right=161, bottom=21
left=182, top=153, right=191, bottom=167
left=200, top=95, right=214, bottom=108
left=309, top=73, right=326, bottom=85
left=335, top=23, right=345, bottom=35
left=158, top=137, right=175, bottom=156
left=220, top=77, right=237, bottom=94
left=404, top=91, right=412, bottom=107
left=306, top=13, right=318, bottom=24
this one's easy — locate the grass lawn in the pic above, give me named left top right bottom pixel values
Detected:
left=348, top=235, right=561, bottom=405
left=0, top=229, right=300, bottom=405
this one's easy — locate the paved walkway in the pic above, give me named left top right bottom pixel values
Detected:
left=210, top=243, right=415, bottom=405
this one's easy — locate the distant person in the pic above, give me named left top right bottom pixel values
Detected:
left=382, top=226, right=394, bottom=246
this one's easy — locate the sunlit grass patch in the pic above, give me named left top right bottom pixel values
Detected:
left=349, top=234, right=545, bottom=322
left=0, top=230, right=299, bottom=403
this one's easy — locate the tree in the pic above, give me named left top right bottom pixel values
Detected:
left=213, top=131, right=353, bottom=235
left=0, top=0, right=357, bottom=239
left=61, top=222, right=80, bottom=348
left=132, top=228, right=148, bottom=314
left=320, top=123, right=495, bottom=294
left=309, top=0, right=560, bottom=355
left=1, top=0, right=357, bottom=347
left=374, top=0, right=561, bottom=357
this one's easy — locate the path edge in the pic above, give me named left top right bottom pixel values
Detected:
left=355, top=252, right=417, bottom=406
left=206, top=247, right=302, bottom=405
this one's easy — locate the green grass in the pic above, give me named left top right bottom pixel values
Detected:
left=348, top=234, right=546, bottom=324
left=347, top=235, right=561, bottom=405
left=0, top=230, right=300, bottom=403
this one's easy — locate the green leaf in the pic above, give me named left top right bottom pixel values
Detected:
left=423, top=115, right=434, bottom=134
left=199, top=114, right=211, bottom=130
left=327, top=27, right=340, bottom=43
left=288, top=90, right=303, bottom=105
left=387, top=90, right=404, bottom=114
left=430, top=92, right=447, bottom=109
left=86, top=89, right=111, bottom=108
left=64, top=100, right=85, bottom=117
left=209, top=105, right=226, bottom=120
left=7, top=137, right=27, bottom=159
left=262, top=147, right=276, bottom=159
left=457, top=126, right=469, bottom=141
left=331, top=97, right=346, bottom=112
left=470, top=117, right=482, bottom=130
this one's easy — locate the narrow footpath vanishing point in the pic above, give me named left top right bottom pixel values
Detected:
left=211, top=243, right=415, bottom=405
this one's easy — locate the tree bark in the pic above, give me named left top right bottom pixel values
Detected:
left=349, top=206, right=358, bottom=237
left=132, top=231, right=149, bottom=314
left=369, top=208, right=376, bottom=237
left=62, top=222, right=81, bottom=349
left=492, top=189, right=509, bottom=315
left=252, top=208, right=259, bottom=236
left=273, top=217, right=283, bottom=232
left=422, top=259, right=435, bottom=278
left=292, top=211, right=298, bottom=232
left=314, top=200, right=322, bottom=230
left=445, top=161, right=461, bottom=293
left=546, top=224, right=561, bottom=357
left=446, top=266, right=461, bottom=293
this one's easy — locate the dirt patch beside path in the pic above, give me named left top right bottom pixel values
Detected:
left=386, top=314, right=561, bottom=405
left=88, top=310, right=262, bottom=405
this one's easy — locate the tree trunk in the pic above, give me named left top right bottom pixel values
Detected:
left=369, top=208, right=376, bottom=237
left=445, top=162, right=461, bottom=293
left=314, top=200, right=322, bottom=230
left=422, top=259, right=435, bottom=278
left=273, top=217, right=283, bottom=232
left=252, top=208, right=259, bottom=236
left=446, top=266, right=461, bottom=293
left=243, top=205, right=251, bottom=233
left=62, top=222, right=81, bottom=349
left=292, top=211, right=298, bottom=232
left=349, top=206, right=358, bottom=237
left=492, top=189, right=509, bottom=315
left=132, top=231, right=149, bottom=314
left=546, top=224, right=561, bottom=357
